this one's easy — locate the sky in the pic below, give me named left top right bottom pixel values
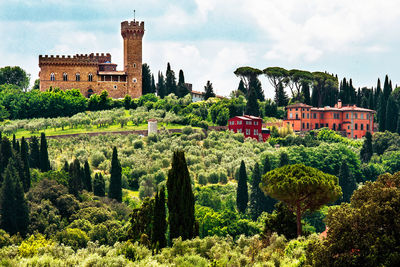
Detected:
left=1, top=0, right=400, bottom=98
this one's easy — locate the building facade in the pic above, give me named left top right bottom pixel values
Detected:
left=284, top=101, right=375, bottom=139
left=39, top=20, right=144, bottom=99
left=228, top=115, right=270, bottom=141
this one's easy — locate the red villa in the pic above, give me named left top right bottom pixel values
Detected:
left=228, top=115, right=270, bottom=141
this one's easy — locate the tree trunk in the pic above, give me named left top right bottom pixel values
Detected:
left=296, top=202, right=302, bottom=237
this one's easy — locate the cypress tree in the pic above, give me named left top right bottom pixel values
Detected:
left=63, top=161, right=69, bottom=173
left=29, top=136, right=40, bottom=169
left=236, top=160, right=248, bottom=214
left=108, top=147, right=122, bottom=202
left=20, top=137, right=31, bottom=192
left=238, top=80, right=247, bottom=96
left=12, top=134, right=17, bottom=151
left=167, top=151, right=195, bottom=241
left=302, top=82, right=311, bottom=105
left=204, top=81, right=216, bottom=100
left=152, top=186, right=167, bottom=251
left=93, top=173, right=105, bottom=197
left=275, top=83, right=289, bottom=107
left=0, top=136, right=12, bottom=175
left=336, top=161, right=356, bottom=203
left=249, top=163, right=265, bottom=220
left=360, top=132, right=373, bottom=163
left=83, top=160, right=92, bottom=192
left=374, top=78, right=382, bottom=109
left=0, top=163, right=17, bottom=234
left=14, top=175, right=29, bottom=236
left=39, top=133, right=50, bottom=172
left=279, top=152, right=289, bottom=167
left=151, top=74, right=157, bottom=94
left=263, top=155, right=272, bottom=175
left=261, top=156, right=277, bottom=213
left=165, top=63, right=177, bottom=96
left=245, top=86, right=260, bottom=116
left=385, top=95, right=398, bottom=132
left=250, top=77, right=265, bottom=101
left=142, top=63, right=152, bottom=95
left=378, top=94, right=386, bottom=131
left=176, top=70, right=189, bottom=98
left=68, top=159, right=83, bottom=197
left=157, top=72, right=166, bottom=99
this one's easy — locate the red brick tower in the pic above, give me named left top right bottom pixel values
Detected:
left=121, top=20, right=144, bottom=98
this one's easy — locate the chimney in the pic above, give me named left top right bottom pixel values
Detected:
left=338, top=99, right=342, bottom=108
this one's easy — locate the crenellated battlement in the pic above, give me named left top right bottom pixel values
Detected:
left=121, top=20, right=145, bottom=38
left=39, top=53, right=111, bottom=66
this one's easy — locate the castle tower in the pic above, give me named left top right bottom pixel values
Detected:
left=121, top=20, right=144, bottom=98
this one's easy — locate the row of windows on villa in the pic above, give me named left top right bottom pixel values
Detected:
left=288, top=112, right=370, bottom=120
left=235, top=129, right=259, bottom=135
left=229, top=121, right=259, bottom=126
left=50, top=73, right=93, bottom=82
left=292, top=122, right=370, bottom=131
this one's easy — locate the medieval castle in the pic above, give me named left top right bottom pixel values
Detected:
left=39, top=19, right=144, bottom=98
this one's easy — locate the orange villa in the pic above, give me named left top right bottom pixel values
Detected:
left=283, top=100, right=376, bottom=139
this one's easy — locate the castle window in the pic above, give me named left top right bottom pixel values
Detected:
left=133, top=78, right=137, bottom=83
left=63, top=73, right=68, bottom=81
left=88, top=73, right=93, bottom=82
left=76, top=73, right=80, bottom=81
left=50, top=73, right=55, bottom=81
left=133, top=63, right=136, bottom=68
left=113, top=85, right=117, bottom=89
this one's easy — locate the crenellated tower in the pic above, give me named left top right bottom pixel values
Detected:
left=121, top=20, right=144, bottom=98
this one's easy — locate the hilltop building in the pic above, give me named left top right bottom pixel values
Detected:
left=38, top=19, right=144, bottom=98
left=228, top=115, right=270, bottom=141
left=283, top=100, right=375, bottom=139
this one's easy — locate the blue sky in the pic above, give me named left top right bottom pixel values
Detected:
left=1, top=0, right=400, bottom=98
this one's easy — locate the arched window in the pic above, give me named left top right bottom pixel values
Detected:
left=133, top=63, right=136, bottom=68
left=76, top=73, right=80, bottom=81
left=88, top=73, right=93, bottom=82
left=63, top=73, right=68, bottom=81
left=50, top=73, right=55, bottom=81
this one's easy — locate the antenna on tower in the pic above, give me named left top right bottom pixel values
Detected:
left=133, top=10, right=136, bottom=22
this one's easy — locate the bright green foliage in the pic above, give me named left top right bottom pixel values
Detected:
left=0, top=66, right=30, bottom=90
left=93, top=173, right=105, bottom=197
left=39, top=133, right=50, bottom=172
left=360, top=131, right=373, bottom=162
left=236, top=160, right=248, bottom=214
left=83, top=161, right=92, bottom=192
left=204, top=81, right=215, bottom=100
left=108, top=147, right=122, bottom=202
left=337, top=161, right=357, bottom=203
left=20, top=137, right=31, bottom=192
left=56, top=228, right=89, bottom=250
left=152, top=186, right=167, bottom=251
left=261, top=164, right=342, bottom=236
left=18, top=234, right=53, bottom=257
left=245, top=86, right=260, bottom=117
left=309, top=171, right=400, bottom=266
left=167, top=151, right=196, bottom=241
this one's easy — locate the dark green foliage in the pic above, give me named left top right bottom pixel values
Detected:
left=311, top=72, right=339, bottom=107
left=378, top=94, right=386, bottom=131
left=360, top=131, right=373, bottom=162
left=237, top=80, right=247, bottom=96
left=279, top=152, right=289, bottom=167
left=152, top=186, right=167, bottom=251
left=0, top=136, right=12, bottom=175
left=336, top=161, right=356, bottom=203
left=108, top=147, right=122, bottom=202
left=63, top=161, right=69, bottom=173
left=234, top=67, right=263, bottom=94
left=249, top=163, right=267, bottom=220
left=157, top=72, right=166, bottom=99
left=151, top=74, right=156, bottom=94
left=262, top=202, right=297, bottom=239
left=0, top=66, right=30, bottom=90
left=385, top=95, right=398, bottom=132
left=123, top=95, right=132, bottom=110
left=263, top=155, right=272, bottom=174
left=39, top=133, right=51, bottom=172
left=303, top=82, right=311, bottom=105
left=236, top=160, right=248, bottom=214
left=204, top=81, right=216, bottom=100
left=128, top=197, right=154, bottom=243
left=68, top=159, right=83, bottom=197
left=20, top=137, right=31, bottom=192
left=0, top=162, right=29, bottom=236
left=176, top=70, right=189, bottom=98
left=142, top=63, right=152, bottom=95
left=167, top=151, right=196, bottom=241
left=165, top=63, right=177, bottom=96
left=83, top=161, right=92, bottom=192
left=93, top=173, right=105, bottom=197
left=275, top=83, right=289, bottom=107
left=245, top=86, right=260, bottom=117
left=250, top=77, right=264, bottom=101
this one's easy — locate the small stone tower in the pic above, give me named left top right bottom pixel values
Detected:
left=121, top=20, right=144, bottom=98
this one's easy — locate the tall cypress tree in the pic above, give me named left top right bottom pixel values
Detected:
left=238, top=80, right=247, bottom=96
left=39, top=133, right=50, bottom=172
left=14, top=175, right=29, bottom=236
left=249, top=77, right=265, bottom=101
left=29, top=136, right=40, bottom=169
left=245, top=86, right=260, bottom=116
left=336, top=161, right=357, bottom=203
left=20, top=137, right=31, bottom=192
left=0, top=137, right=12, bottom=175
left=204, top=81, right=216, bottom=100
left=108, top=147, right=122, bottom=202
left=151, top=74, right=157, bottom=94
left=262, top=156, right=277, bottom=213
left=302, top=82, right=311, bottom=105
left=275, top=83, right=289, bottom=107
left=157, top=72, right=166, bottom=99
left=93, top=173, right=105, bottom=197
left=236, top=160, right=248, bottom=214
left=360, top=132, right=373, bottom=163
left=378, top=94, right=386, bottom=131
left=63, top=161, right=69, bottom=173
left=165, top=63, right=177, bottom=96
left=0, top=164, right=17, bottom=234
left=176, top=70, right=189, bottom=98
left=142, top=63, right=152, bottom=95
left=83, top=160, right=92, bottom=192
left=167, top=151, right=195, bottom=241
left=68, top=159, right=83, bottom=197
left=152, top=186, right=167, bottom=251
left=263, top=155, right=272, bottom=175
left=385, top=95, right=398, bottom=132
left=279, top=152, right=289, bottom=167
left=249, top=163, right=266, bottom=220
